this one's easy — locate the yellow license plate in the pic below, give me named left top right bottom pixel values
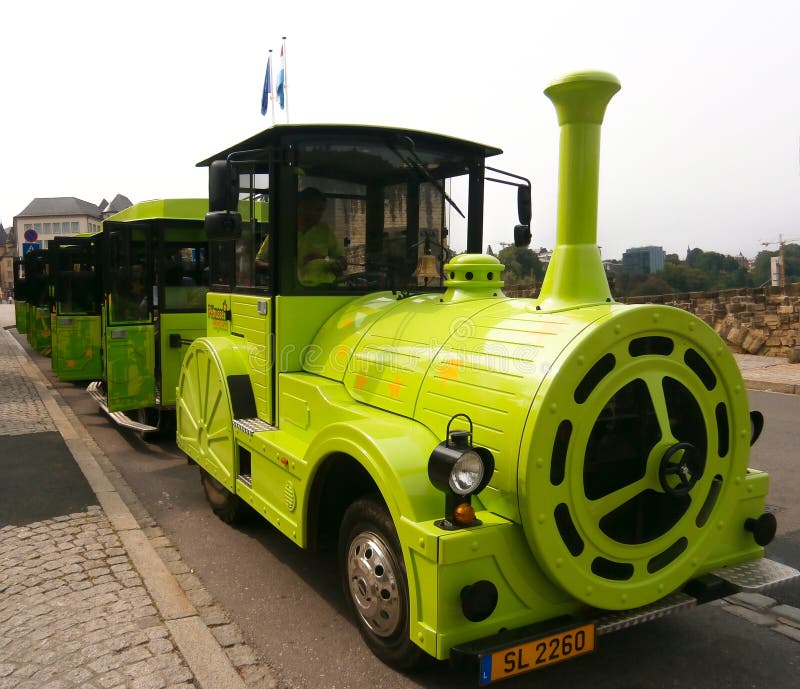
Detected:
left=479, top=623, right=596, bottom=684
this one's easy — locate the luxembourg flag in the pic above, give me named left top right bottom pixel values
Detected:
left=276, top=40, right=287, bottom=110
left=260, top=53, right=272, bottom=116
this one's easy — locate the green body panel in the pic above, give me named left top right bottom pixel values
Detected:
left=28, top=307, right=52, bottom=356
left=228, top=295, right=272, bottom=421
left=104, top=324, right=156, bottom=412
left=277, top=295, right=354, bottom=374
left=158, top=312, right=207, bottom=407
left=15, top=300, right=29, bottom=334
left=52, top=315, right=103, bottom=381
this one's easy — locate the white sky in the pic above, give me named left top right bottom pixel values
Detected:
left=2, top=0, right=799, bottom=260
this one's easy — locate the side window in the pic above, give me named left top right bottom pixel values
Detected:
left=235, top=172, right=270, bottom=291
left=294, top=178, right=361, bottom=289
left=210, top=241, right=234, bottom=289
left=163, top=245, right=210, bottom=311
left=108, top=232, right=149, bottom=324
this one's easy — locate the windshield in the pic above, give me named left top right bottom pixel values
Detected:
left=212, top=134, right=483, bottom=293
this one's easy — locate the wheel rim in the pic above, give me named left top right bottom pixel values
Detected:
left=347, top=531, right=402, bottom=638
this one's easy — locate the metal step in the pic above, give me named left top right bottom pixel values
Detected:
left=711, top=558, right=800, bottom=592
left=233, top=418, right=276, bottom=435
left=86, top=381, right=159, bottom=433
left=237, top=474, right=253, bottom=488
left=595, top=592, right=696, bottom=635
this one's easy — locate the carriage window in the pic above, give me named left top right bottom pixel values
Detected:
left=163, top=245, right=210, bottom=311
left=108, top=231, right=149, bottom=324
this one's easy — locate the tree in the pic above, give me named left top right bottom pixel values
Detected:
left=496, top=246, right=544, bottom=285
left=685, top=248, right=749, bottom=291
left=631, top=275, right=675, bottom=297
left=662, top=263, right=708, bottom=292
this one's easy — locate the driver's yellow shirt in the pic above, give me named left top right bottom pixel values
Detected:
left=297, top=223, right=343, bottom=286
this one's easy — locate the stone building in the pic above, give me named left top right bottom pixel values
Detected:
left=13, top=194, right=132, bottom=255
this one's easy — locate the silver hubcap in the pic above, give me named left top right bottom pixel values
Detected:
left=347, top=531, right=401, bottom=638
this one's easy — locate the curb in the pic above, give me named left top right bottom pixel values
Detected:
left=741, top=378, right=800, bottom=395
left=6, top=329, right=278, bottom=689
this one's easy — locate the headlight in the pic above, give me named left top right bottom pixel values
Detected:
left=427, top=414, right=495, bottom=529
left=449, top=450, right=484, bottom=495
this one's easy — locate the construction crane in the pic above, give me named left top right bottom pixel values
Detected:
left=760, top=234, right=800, bottom=289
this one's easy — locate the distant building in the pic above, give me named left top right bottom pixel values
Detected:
left=14, top=195, right=132, bottom=255
left=534, top=247, right=553, bottom=270
left=622, top=245, right=666, bottom=275
left=0, top=239, right=16, bottom=296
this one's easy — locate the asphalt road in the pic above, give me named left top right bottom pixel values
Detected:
left=25, top=341, right=800, bottom=689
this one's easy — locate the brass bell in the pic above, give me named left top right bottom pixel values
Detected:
left=414, top=254, right=439, bottom=280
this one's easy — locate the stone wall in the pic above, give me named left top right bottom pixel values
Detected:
left=621, top=283, right=800, bottom=359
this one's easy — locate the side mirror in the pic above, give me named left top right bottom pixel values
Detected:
left=209, top=160, right=239, bottom=213
left=514, top=225, right=531, bottom=248
left=517, top=184, right=532, bottom=226
left=205, top=211, right=242, bottom=240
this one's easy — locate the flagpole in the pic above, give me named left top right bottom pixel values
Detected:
left=269, top=49, right=275, bottom=125
left=282, top=37, right=289, bottom=123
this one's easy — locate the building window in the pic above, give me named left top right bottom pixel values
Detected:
left=71, top=222, right=79, bottom=233
left=43, top=223, right=51, bottom=234
left=34, top=223, right=42, bottom=233
left=24, top=223, right=32, bottom=232
left=53, top=222, right=61, bottom=234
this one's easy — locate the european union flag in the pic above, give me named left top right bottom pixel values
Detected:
left=261, top=55, right=272, bottom=116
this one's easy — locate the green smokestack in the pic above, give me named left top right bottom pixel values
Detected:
left=536, top=71, right=620, bottom=312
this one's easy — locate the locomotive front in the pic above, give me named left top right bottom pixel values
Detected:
left=515, top=72, right=773, bottom=611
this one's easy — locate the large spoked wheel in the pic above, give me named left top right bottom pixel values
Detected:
left=339, top=498, right=429, bottom=672
left=176, top=339, right=238, bottom=484
left=200, top=468, right=247, bottom=525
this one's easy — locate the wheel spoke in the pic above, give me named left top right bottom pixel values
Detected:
left=588, top=477, right=650, bottom=519
left=643, top=372, right=675, bottom=443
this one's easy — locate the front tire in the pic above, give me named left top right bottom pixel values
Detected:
left=339, top=497, right=429, bottom=672
left=200, top=468, right=246, bottom=524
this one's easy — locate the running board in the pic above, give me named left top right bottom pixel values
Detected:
left=233, top=418, right=276, bottom=435
left=710, top=558, right=800, bottom=592
left=595, top=592, right=697, bottom=635
left=86, top=381, right=159, bottom=433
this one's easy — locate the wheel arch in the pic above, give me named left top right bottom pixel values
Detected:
left=302, top=418, right=443, bottom=549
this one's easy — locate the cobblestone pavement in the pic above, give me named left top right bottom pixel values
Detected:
left=0, top=510, right=193, bottom=689
left=0, top=324, right=278, bottom=689
left=717, top=592, right=800, bottom=643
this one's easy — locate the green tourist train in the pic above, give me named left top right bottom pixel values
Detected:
left=175, top=72, right=798, bottom=680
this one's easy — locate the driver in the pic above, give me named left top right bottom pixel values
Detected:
left=255, top=186, right=346, bottom=286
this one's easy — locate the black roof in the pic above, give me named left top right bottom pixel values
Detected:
left=197, top=124, right=502, bottom=167
left=17, top=197, right=102, bottom=218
